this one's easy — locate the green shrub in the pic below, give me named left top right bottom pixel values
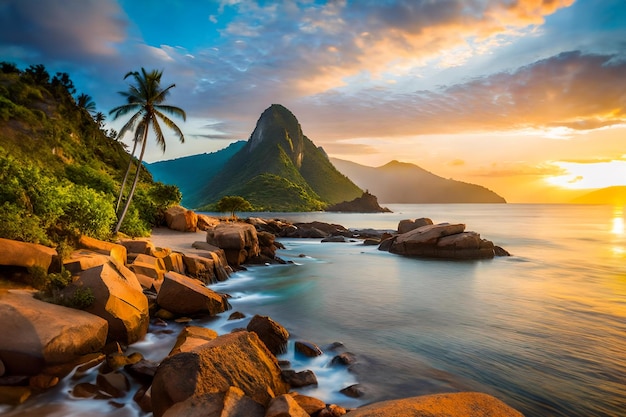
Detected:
left=65, top=164, right=116, bottom=195
left=58, top=184, right=116, bottom=240
left=0, top=202, right=50, bottom=245
left=119, top=206, right=151, bottom=237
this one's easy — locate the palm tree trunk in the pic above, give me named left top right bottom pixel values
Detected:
left=115, top=139, right=139, bottom=213
left=114, top=126, right=148, bottom=234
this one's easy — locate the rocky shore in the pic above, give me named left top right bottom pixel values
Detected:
left=0, top=206, right=520, bottom=416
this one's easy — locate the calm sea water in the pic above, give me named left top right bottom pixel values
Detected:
left=3, top=204, right=625, bottom=416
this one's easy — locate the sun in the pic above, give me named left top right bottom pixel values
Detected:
left=545, top=160, right=626, bottom=189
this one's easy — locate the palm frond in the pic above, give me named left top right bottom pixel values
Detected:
left=151, top=118, right=166, bottom=152
left=155, top=104, right=186, bottom=121
left=154, top=109, right=185, bottom=143
left=117, top=111, right=144, bottom=139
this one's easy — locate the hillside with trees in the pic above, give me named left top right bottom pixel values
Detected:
left=0, top=62, right=182, bottom=254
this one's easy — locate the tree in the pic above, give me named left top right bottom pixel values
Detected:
left=76, top=93, right=96, bottom=116
left=216, top=196, right=253, bottom=219
left=109, top=68, right=186, bottom=234
left=93, top=111, right=106, bottom=128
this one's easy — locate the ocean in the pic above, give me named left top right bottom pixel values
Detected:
left=3, top=204, right=625, bottom=416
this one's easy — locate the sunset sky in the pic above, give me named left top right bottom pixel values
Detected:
left=1, top=0, right=625, bottom=203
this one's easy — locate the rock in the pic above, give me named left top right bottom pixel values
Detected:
left=182, top=253, right=217, bottom=284
left=72, top=382, right=99, bottom=398
left=28, top=374, right=59, bottom=390
left=151, top=331, right=289, bottom=417
left=495, top=246, right=511, bottom=256
left=78, top=235, right=127, bottom=266
left=157, top=271, right=230, bottom=317
left=206, top=222, right=260, bottom=267
left=0, top=386, right=32, bottom=405
left=362, top=238, right=380, bottom=246
left=189, top=243, right=231, bottom=281
left=294, top=340, right=323, bottom=357
left=292, top=221, right=349, bottom=237
left=169, top=326, right=218, bottom=356
left=129, top=254, right=166, bottom=290
left=322, top=235, right=347, bottom=243
left=291, top=393, right=326, bottom=415
left=388, top=223, right=494, bottom=259
left=0, top=237, right=59, bottom=273
left=246, top=315, right=289, bottom=355
left=96, top=371, right=130, bottom=398
left=0, top=290, right=107, bottom=375
left=0, top=359, right=4, bottom=377
left=197, top=214, right=221, bottom=231
left=377, top=237, right=394, bottom=252
left=126, top=359, right=158, bottom=383
left=331, top=352, right=357, bottom=366
left=118, top=239, right=154, bottom=256
left=162, top=251, right=186, bottom=274
left=162, top=386, right=265, bottom=417
left=70, top=260, right=149, bottom=344
left=398, top=218, right=433, bottom=234
left=134, top=386, right=153, bottom=413
left=266, top=394, right=309, bottom=417
left=165, top=205, right=198, bottom=232
left=326, top=191, right=391, bottom=213
left=340, top=383, right=364, bottom=398
left=281, top=369, right=318, bottom=388
left=346, top=392, right=524, bottom=416
left=63, top=250, right=110, bottom=275
left=228, top=311, right=245, bottom=320
left=319, top=404, right=347, bottom=416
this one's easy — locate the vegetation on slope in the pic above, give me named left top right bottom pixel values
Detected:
left=0, top=62, right=181, bottom=253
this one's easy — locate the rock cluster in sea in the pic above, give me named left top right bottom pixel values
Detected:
left=0, top=207, right=518, bottom=416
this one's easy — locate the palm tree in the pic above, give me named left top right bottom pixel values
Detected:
left=109, top=68, right=186, bottom=234
left=93, top=111, right=106, bottom=129
left=76, top=93, right=96, bottom=116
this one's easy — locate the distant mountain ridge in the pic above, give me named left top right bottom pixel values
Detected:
left=570, top=186, right=626, bottom=205
left=331, top=158, right=506, bottom=204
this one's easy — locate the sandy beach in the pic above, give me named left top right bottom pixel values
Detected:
left=149, top=227, right=207, bottom=253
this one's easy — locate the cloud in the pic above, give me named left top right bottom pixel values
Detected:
left=296, top=50, right=626, bottom=140
left=0, top=0, right=127, bottom=61
left=471, top=162, right=567, bottom=177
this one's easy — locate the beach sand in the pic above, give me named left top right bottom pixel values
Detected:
left=149, top=227, right=206, bottom=253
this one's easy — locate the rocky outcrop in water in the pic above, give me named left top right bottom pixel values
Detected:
left=326, top=191, right=391, bottom=213
left=379, top=219, right=510, bottom=260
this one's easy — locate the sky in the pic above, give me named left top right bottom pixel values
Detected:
left=1, top=0, right=625, bottom=203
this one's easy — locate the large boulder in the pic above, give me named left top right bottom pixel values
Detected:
left=345, top=392, right=523, bottom=416
left=196, top=214, right=221, bottom=231
left=0, top=238, right=59, bottom=273
left=78, top=235, right=127, bottom=266
left=206, top=223, right=260, bottom=267
left=156, top=271, right=230, bottom=316
left=246, top=315, right=290, bottom=355
left=151, top=331, right=289, bottom=417
left=0, top=290, right=108, bottom=375
left=266, top=394, right=309, bottom=417
left=69, top=260, right=149, bottom=344
left=385, top=222, right=496, bottom=259
left=165, top=206, right=198, bottom=232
